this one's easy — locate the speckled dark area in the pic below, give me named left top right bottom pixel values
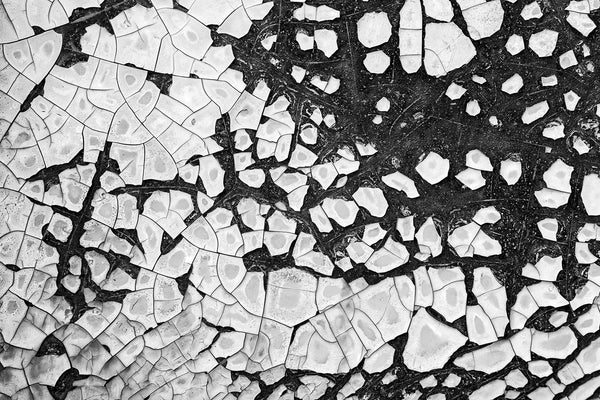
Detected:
left=240, top=2, right=600, bottom=397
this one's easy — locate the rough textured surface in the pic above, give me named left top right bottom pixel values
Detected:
left=1, top=0, right=600, bottom=399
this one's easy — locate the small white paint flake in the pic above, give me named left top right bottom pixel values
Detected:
left=423, top=0, right=454, bottom=21
left=296, top=30, right=314, bottom=51
left=581, top=173, right=600, bottom=215
left=356, top=141, right=378, bottom=156
left=376, top=97, right=391, bottom=112
left=566, top=9, right=597, bottom=36
left=559, top=49, right=578, bottom=68
left=466, top=149, right=493, bottom=171
left=415, top=151, right=450, bottom=184
left=521, top=100, right=549, bottom=124
left=403, top=309, right=467, bottom=372
left=446, top=82, right=467, bottom=100
left=505, top=34, right=525, bottom=55
left=321, top=197, right=359, bottom=227
left=501, top=73, right=524, bottom=94
left=399, top=0, right=423, bottom=73
left=443, top=374, right=462, bottom=388
left=564, top=90, right=581, bottom=111
left=424, top=22, right=476, bottom=77
left=573, top=136, right=591, bottom=154
left=261, top=34, right=277, bottom=50
left=291, top=65, right=307, bottom=83
left=465, top=100, right=481, bottom=116
left=420, top=375, right=437, bottom=388
left=415, top=217, right=443, bottom=259
left=458, top=0, right=504, bottom=40
left=363, top=50, right=391, bottom=74
left=314, top=29, right=338, bottom=57
left=323, top=113, right=336, bottom=127
left=522, top=255, right=562, bottom=282
left=521, top=2, right=543, bottom=20
left=300, top=124, right=318, bottom=144
left=382, top=171, right=420, bottom=198
left=542, top=121, right=565, bottom=140
left=352, top=187, right=389, bottom=217
left=529, top=29, right=559, bottom=57
left=541, top=74, right=558, bottom=86
left=500, top=158, right=522, bottom=185
left=472, top=74, right=486, bottom=84
left=357, top=12, right=392, bottom=48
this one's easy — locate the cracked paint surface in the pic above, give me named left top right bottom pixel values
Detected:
left=1, top=0, right=600, bottom=399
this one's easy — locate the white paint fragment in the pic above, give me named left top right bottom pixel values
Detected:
left=382, top=172, right=420, bottom=198
left=564, top=90, right=581, bottom=111
left=559, top=50, right=578, bottom=68
left=466, top=100, right=481, bottom=116
left=352, top=187, right=389, bottom=217
left=423, top=0, right=454, bottom=21
left=399, top=0, right=423, bottom=73
left=296, top=31, right=314, bottom=51
left=459, top=0, right=504, bottom=40
left=291, top=65, right=307, bottom=83
left=396, top=216, right=416, bottom=241
left=581, top=173, right=600, bottom=215
left=321, top=198, right=359, bottom=227
left=521, top=101, right=549, bottom=124
left=466, top=149, right=493, bottom=171
left=363, top=50, right=391, bottom=74
left=446, top=82, right=467, bottom=100
left=522, top=255, right=563, bottom=281
left=500, top=158, right=522, bottom=185
left=567, top=11, right=596, bottom=36
left=424, top=23, right=476, bottom=77
left=537, top=218, right=559, bottom=241
left=521, top=2, right=543, bottom=20
left=376, top=97, right=390, bottom=112
left=261, top=34, right=277, bottom=50
left=314, top=29, right=338, bottom=57
left=573, top=136, right=591, bottom=154
left=501, top=73, right=523, bottom=94
left=415, top=217, right=443, bottom=259
left=415, top=151, right=450, bottom=184
left=403, top=309, right=467, bottom=372
left=505, top=34, right=525, bottom=55
left=542, top=121, right=565, bottom=140
left=529, top=29, right=559, bottom=57
left=357, top=12, right=392, bottom=48
left=466, top=305, right=498, bottom=344
left=541, top=75, right=558, bottom=86
left=472, top=75, right=486, bottom=84
left=456, top=168, right=486, bottom=190
left=469, top=380, right=506, bottom=400
left=356, top=141, right=378, bottom=156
